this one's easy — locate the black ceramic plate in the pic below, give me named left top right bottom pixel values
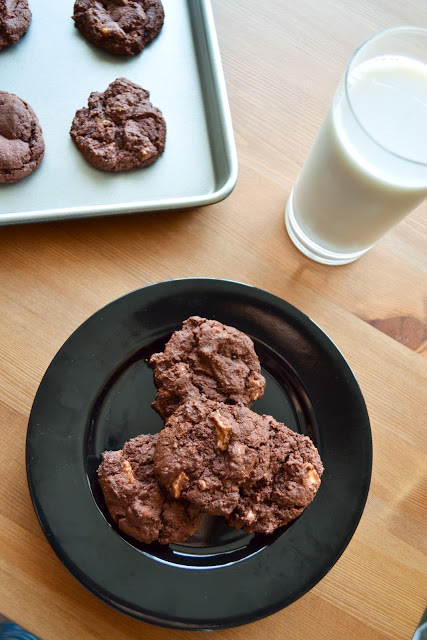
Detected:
left=26, top=279, right=372, bottom=630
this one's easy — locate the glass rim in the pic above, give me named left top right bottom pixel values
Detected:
left=344, top=26, right=427, bottom=167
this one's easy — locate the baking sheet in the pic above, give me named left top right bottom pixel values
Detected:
left=0, top=0, right=237, bottom=225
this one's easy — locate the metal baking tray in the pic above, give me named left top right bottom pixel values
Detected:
left=0, top=0, right=237, bottom=225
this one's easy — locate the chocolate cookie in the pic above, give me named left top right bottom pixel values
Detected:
left=70, top=78, right=166, bottom=172
left=72, top=0, right=164, bottom=56
left=226, top=418, right=323, bottom=534
left=0, top=0, right=31, bottom=51
left=98, top=433, right=202, bottom=545
left=150, top=316, right=266, bottom=419
left=153, top=398, right=271, bottom=516
left=0, top=91, right=44, bottom=184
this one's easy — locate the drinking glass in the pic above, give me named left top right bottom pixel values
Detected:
left=285, top=27, right=427, bottom=265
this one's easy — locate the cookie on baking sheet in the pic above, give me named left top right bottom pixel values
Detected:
left=150, top=316, right=266, bottom=420
left=0, top=91, right=44, bottom=184
left=70, top=77, right=166, bottom=172
left=98, top=433, right=202, bottom=545
left=0, top=0, right=31, bottom=51
left=153, top=398, right=271, bottom=517
left=72, top=0, right=164, bottom=56
left=226, top=418, right=324, bottom=534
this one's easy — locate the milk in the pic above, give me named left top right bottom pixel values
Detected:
left=290, top=55, right=427, bottom=255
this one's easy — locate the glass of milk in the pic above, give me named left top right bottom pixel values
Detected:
left=285, top=27, right=427, bottom=265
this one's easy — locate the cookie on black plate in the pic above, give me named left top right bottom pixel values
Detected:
left=98, top=433, right=202, bottom=545
left=153, top=398, right=271, bottom=516
left=226, top=418, right=324, bottom=534
left=150, top=316, right=266, bottom=419
left=72, top=0, right=164, bottom=56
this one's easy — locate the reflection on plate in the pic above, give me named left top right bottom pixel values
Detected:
left=26, top=279, right=372, bottom=630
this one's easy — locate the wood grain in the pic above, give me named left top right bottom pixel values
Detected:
left=0, top=1, right=426, bottom=640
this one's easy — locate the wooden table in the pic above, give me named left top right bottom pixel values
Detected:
left=0, top=1, right=426, bottom=639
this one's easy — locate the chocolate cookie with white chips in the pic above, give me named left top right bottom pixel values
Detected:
left=72, top=0, right=164, bottom=56
left=70, top=77, right=166, bottom=172
left=153, top=398, right=271, bottom=516
left=98, top=433, right=202, bottom=545
left=227, top=418, right=324, bottom=534
left=150, top=316, right=266, bottom=419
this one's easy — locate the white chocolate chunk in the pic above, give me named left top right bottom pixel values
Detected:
left=211, top=410, right=232, bottom=451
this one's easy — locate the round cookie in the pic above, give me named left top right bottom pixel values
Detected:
left=150, top=316, right=266, bottom=419
left=98, top=433, right=202, bottom=545
left=153, top=398, right=271, bottom=516
left=0, top=91, right=44, bottom=184
left=72, top=0, right=164, bottom=57
left=226, top=418, right=324, bottom=534
left=70, top=77, right=166, bottom=172
left=0, top=0, right=31, bottom=51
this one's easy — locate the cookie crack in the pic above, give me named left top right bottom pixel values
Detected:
left=244, top=441, right=265, bottom=453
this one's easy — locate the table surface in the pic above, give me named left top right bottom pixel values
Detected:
left=0, top=1, right=426, bottom=640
